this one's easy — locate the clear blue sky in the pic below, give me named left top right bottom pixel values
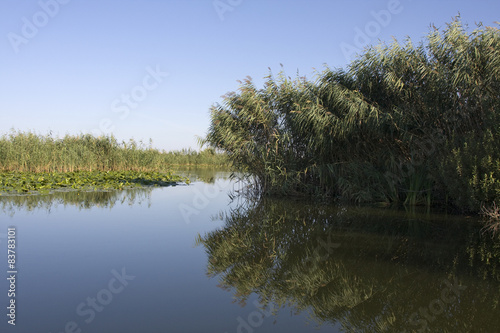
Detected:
left=1, top=0, right=498, bottom=151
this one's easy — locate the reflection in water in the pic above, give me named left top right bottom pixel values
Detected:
left=0, top=189, right=155, bottom=216
left=197, top=199, right=500, bottom=332
left=171, top=168, right=232, bottom=184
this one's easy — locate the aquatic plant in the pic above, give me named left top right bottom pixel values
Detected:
left=204, top=18, right=500, bottom=214
left=0, top=170, right=189, bottom=195
left=0, top=130, right=228, bottom=173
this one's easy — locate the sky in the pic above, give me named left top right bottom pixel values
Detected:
left=0, top=0, right=499, bottom=151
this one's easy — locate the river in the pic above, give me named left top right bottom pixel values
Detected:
left=1, top=169, right=499, bottom=332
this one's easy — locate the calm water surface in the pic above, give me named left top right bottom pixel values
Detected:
left=0, top=170, right=499, bottom=332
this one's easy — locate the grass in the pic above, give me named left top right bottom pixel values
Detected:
left=0, top=129, right=228, bottom=173
left=0, top=130, right=227, bottom=194
left=203, top=17, right=500, bottom=217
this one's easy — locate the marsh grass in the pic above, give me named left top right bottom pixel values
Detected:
left=0, top=130, right=228, bottom=173
left=204, top=18, right=500, bottom=214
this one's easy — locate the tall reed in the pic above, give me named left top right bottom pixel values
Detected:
left=0, top=130, right=228, bottom=173
left=203, top=18, right=500, bottom=212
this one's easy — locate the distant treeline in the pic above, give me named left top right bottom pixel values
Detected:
left=0, top=130, right=228, bottom=173
left=204, top=18, right=500, bottom=215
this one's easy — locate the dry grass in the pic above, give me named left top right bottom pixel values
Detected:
left=481, top=202, right=500, bottom=235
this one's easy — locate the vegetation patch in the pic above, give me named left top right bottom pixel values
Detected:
left=203, top=18, right=500, bottom=215
left=0, top=171, right=189, bottom=195
left=481, top=202, right=500, bottom=235
left=0, top=130, right=228, bottom=173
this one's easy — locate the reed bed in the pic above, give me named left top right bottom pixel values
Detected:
left=203, top=18, right=500, bottom=213
left=0, top=130, right=228, bottom=173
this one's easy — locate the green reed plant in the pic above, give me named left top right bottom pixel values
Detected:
left=0, top=130, right=228, bottom=173
left=204, top=18, right=500, bottom=213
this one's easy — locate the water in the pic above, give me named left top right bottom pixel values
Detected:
left=0, top=170, right=499, bottom=332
